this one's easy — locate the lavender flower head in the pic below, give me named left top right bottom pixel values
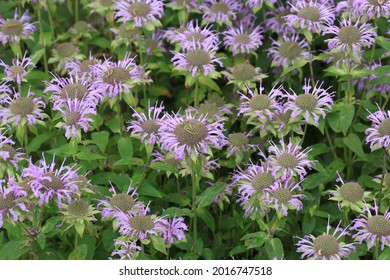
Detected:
left=296, top=217, right=356, bottom=260
left=268, top=139, right=314, bottom=181
left=350, top=200, right=390, bottom=250
left=268, top=34, right=309, bottom=67
left=111, top=239, right=142, bottom=260
left=201, top=0, right=242, bottom=24
left=223, top=62, right=264, bottom=91
left=0, top=130, right=24, bottom=176
left=226, top=131, right=258, bottom=160
left=158, top=217, right=188, bottom=247
left=171, top=41, right=223, bottom=78
left=114, top=0, right=164, bottom=28
left=355, top=0, right=390, bottom=18
left=265, top=3, right=296, bottom=35
left=0, top=179, right=28, bottom=228
left=0, top=52, right=35, bottom=85
left=127, top=100, right=165, bottom=145
left=0, top=9, right=36, bottom=45
left=365, top=106, right=390, bottom=151
left=284, top=1, right=335, bottom=33
left=354, top=61, right=390, bottom=95
left=167, top=0, right=197, bottom=13
left=64, top=54, right=100, bottom=80
left=158, top=110, right=226, bottom=161
left=177, top=20, right=219, bottom=51
left=223, top=23, right=263, bottom=55
left=0, top=82, right=12, bottom=103
left=0, top=88, right=46, bottom=126
left=283, top=79, right=334, bottom=126
left=48, top=42, right=85, bottom=74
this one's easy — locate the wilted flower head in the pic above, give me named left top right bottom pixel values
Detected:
left=0, top=9, right=36, bottom=45
left=0, top=179, right=28, bottom=228
left=351, top=200, right=390, bottom=250
left=226, top=131, right=257, bottom=160
left=0, top=88, right=46, bottom=126
left=158, top=110, right=226, bottom=161
left=177, top=20, right=219, bottom=50
left=324, top=17, right=377, bottom=56
left=64, top=54, right=100, bottom=80
left=284, top=1, right=335, bottom=33
left=223, top=23, right=263, bottom=55
left=68, top=21, right=95, bottom=39
left=158, top=217, right=188, bottom=247
left=62, top=199, right=99, bottom=226
left=48, top=42, right=85, bottom=74
left=268, top=34, right=309, bottom=67
left=223, top=62, right=265, bottom=90
left=365, top=106, right=390, bottom=151
left=171, top=41, right=223, bottom=77
left=296, top=217, right=356, bottom=260
left=114, top=0, right=164, bottom=28
left=127, top=100, right=165, bottom=145
left=111, top=239, right=141, bottom=260
left=283, top=79, right=334, bottom=126
left=201, top=0, right=242, bottom=24
left=268, top=139, right=313, bottom=180
left=355, top=0, right=390, bottom=18
left=0, top=52, right=35, bottom=85
left=187, top=97, right=231, bottom=122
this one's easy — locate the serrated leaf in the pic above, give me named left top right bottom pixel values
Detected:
left=302, top=215, right=316, bottom=235
left=90, top=131, right=110, bottom=153
left=368, top=76, right=390, bottom=85
left=74, top=221, right=85, bottom=237
left=150, top=235, right=167, bottom=255
left=27, top=131, right=56, bottom=152
left=373, top=66, right=390, bottom=76
left=228, top=245, right=247, bottom=256
left=197, top=183, right=226, bottom=208
left=343, top=133, right=367, bottom=160
left=90, top=37, right=110, bottom=48
left=0, top=238, right=29, bottom=259
left=265, top=238, right=284, bottom=259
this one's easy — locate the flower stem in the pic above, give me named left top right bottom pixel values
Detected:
left=36, top=7, right=48, bottom=77
left=116, top=96, right=123, bottom=135
left=374, top=240, right=379, bottom=260
left=137, top=28, right=147, bottom=103
left=190, top=158, right=199, bottom=254
left=194, top=78, right=199, bottom=107
left=75, top=0, right=79, bottom=23
left=378, top=152, right=387, bottom=208
left=307, top=44, right=315, bottom=87
left=325, top=126, right=338, bottom=160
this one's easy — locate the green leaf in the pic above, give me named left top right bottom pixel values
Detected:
left=77, top=151, right=106, bottom=160
left=27, top=131, right=56, bottom=152
left=118, top=137, right=133, bottom=160
left=197, top=183, right=226, bottom=208
left=31, top=49, right=46, bottom=65
left=327, top=103, right=355, bottom=135
left=302, top=215, right=316, bottom=235
left=241, top=232, right=268, bottom=249
left=68, top=244, right=88, bottom=260
left=379, top=248, right=390, bottom=260
left=90, top=131, right=110, bottom=153
left=376, top=36, right=390, bottom=51
left=149, top=162, right=178, bottom=174
left=138, top=179, right=164, bottom=198
left=150, top=235, right=167, bottom=255
left=90, top=172, right=130, bottom=188
left=368, top=76, right=390, bottom=85
left=36, top=233, right=46, bottom=250
left=343, top=133, right=367, bottom=160
left=198, top=76, right=222, bottom=93
left=197, top=207, right=215, bottom=233
left=162, top=207, right=194, bottom=218
left=0, top=238, right=29, bottom=259
left=265, top=238, right=284, bottom=259
left=373, top=66, right=390, bottom=76
left=90, top=37, right=110, bottom=48
left=228, top=245, right=247, bottom=256
left=309, top=143, right=329, bottom=157
left=74, top=221, right=85, bottom=237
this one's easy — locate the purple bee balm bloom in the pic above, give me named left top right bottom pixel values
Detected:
left=171, top=41, right=223, bottom=77
left=335, top=0, right=360, bottom=16
left=263, top=179, right=304, bottom=217
left=268, top=34, right=309, bottom=67
left=151, top=150, right=182, bottom=173
left=354, top=61, right=390, bottom=95
left=0, top=52, right=35, bottom=85
left=365, top=105, right=390, bottom=151
left=64, top=54, right=100, bottom=80
left=177, top=20, right=219, bottom=51
left=324, top=17, right=376, bottom=56
left=226, top=131, right=258, bottom=158
left=0, top=9, right=36, bottom=45
left=45, top=74, right=101, bottom=110
left=355, top=0, right=390, bottom=18
left=167, top=0, right=197, bottom=13
left=158, top=110, right=226, bottom=161
left=90, top=53, right=141, bottom=99
left=284, top=0, right=335, bottom=33
left=350, top=200, right=390, bottom=250
left=0, top=82, right=12, bottom=104
left=56, top=98, right=97, bottom=139
left=186, top=99, right=231, bottom=122
left=0, top=130, right=24, bottom=175
left=223, top=23, right=263, bottom=55
left=114, top=0, right=164, bottom=28
left=111, top=239, right=141, bottom=260
left=0, top=88, right=46, bottom=126
left=0, top=179, right=28, bottom=228
left=265, top=3, right=296, bottom=35
left=22, top=155, right=80, bottom=207
left=268, top=139, right=314, bottom=181
left=238, top=83, right=284, bottom=122
left=296, top=217, right=356, bottom=260
left=127, top=100, right=165, bottom=145
left=158, top=217, right=188, bottom=247
left=97, top=183, right=146, bottom=221
left=283, top=79, right=334, bottom=126
left=201, top=0, right=242, bottom=24
left=116, top=211, right=165, bottom=240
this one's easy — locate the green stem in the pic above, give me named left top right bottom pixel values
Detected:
left=194, top=78, right=199, bottom=107
left=378, top=152, right=387, bottom=208
left=75, top=0, right=79, bottom=23
left=325, top=126, right=338, bottom=160
left=47, top=4, right=55, bottom=38
left=137, top=28, right=147, bottom=103
left=307, top=44, right=315, bottom=87
left=374, top=240, right=379, bottom=260
left=190, top=159, right=198, bottom=254
left=300, top=123, right=308, bottom=145
left=74, top=233, right=78, bottom=258
left=36, top=7, right=48, bottom=77
left=116, top=97, right=123, bottom=135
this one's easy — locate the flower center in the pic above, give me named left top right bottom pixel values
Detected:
left=128, top=2, right=151, bottom=17
left=118, top=24, right=137, bottom=39
left=210, top=2, right=229, bottom=14
left=277, top=9, right=290, bottom=24
left=232, top=63, right=256, bottom=81
left=110, top=193, right=135, bottom=212
left=384, top=173, right=390, bottom=188
left=166, top=157, right=180, bottom=167
left=198, top=103, right=219, bottom=117
left=68, top=200, right=89, bottom=217
left=79, top=59, right=97, bottom=73
left=10, top=97, right=35, bottom=116
left=61, top=83, right=89, bottom=99
left=378, top=118, right=390, bottom=137
left=56, top=42, right=78, bottom=57
left=141, top=119, right=160, bottom=134
left=228, top=133, right=249, bottom=147
left=313, top=234, right=339, bottom=257
left=279, top=110, right=292, bottom=123
left=339, top=182, right=364, bottom=202
left=235, top=34, right=251, bottom=44
left=249, top=94, right=271, bottom=111
left=129, top=215, right=154, bottom=232
left=186, top=32, right=206, bottom=43
left=174, top=119, right=208, bottom=146
left=1, top=19, right=23, bottom=36
left=252, top=172, right=274, bottom=192
left=278, top=153, right=298, bottom=169
left=73, top=21, right=89, bottom=33
left=367, top=0, right=388, bottom=5
left=295, top=94, right=318, bottom=112
left=0, top=144, right=16, bottom=162
left=279, top=41, right=303, bottom=60
left=0, top=193, right=15, bottom=211
left=103, top=67, right=131, bottom=85
left=9, top=65, right=25, bottom=75
left=367, top=215, right=390, bottom=237
left=43, top=173, right=65, bottom=191
left=186, top=49, right=211, bottom=68
left=338, top=26, right=361, bottom=45
left=272, top=188, right=292, bottom=204
left=297, top=5, right=321, bottom=22
left=65, top=112, right=81, bottom=126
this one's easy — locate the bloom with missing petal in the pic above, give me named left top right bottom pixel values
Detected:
left=64, top=54, right=100, bottom=80
left=48, top=42, right=85, bottom=74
